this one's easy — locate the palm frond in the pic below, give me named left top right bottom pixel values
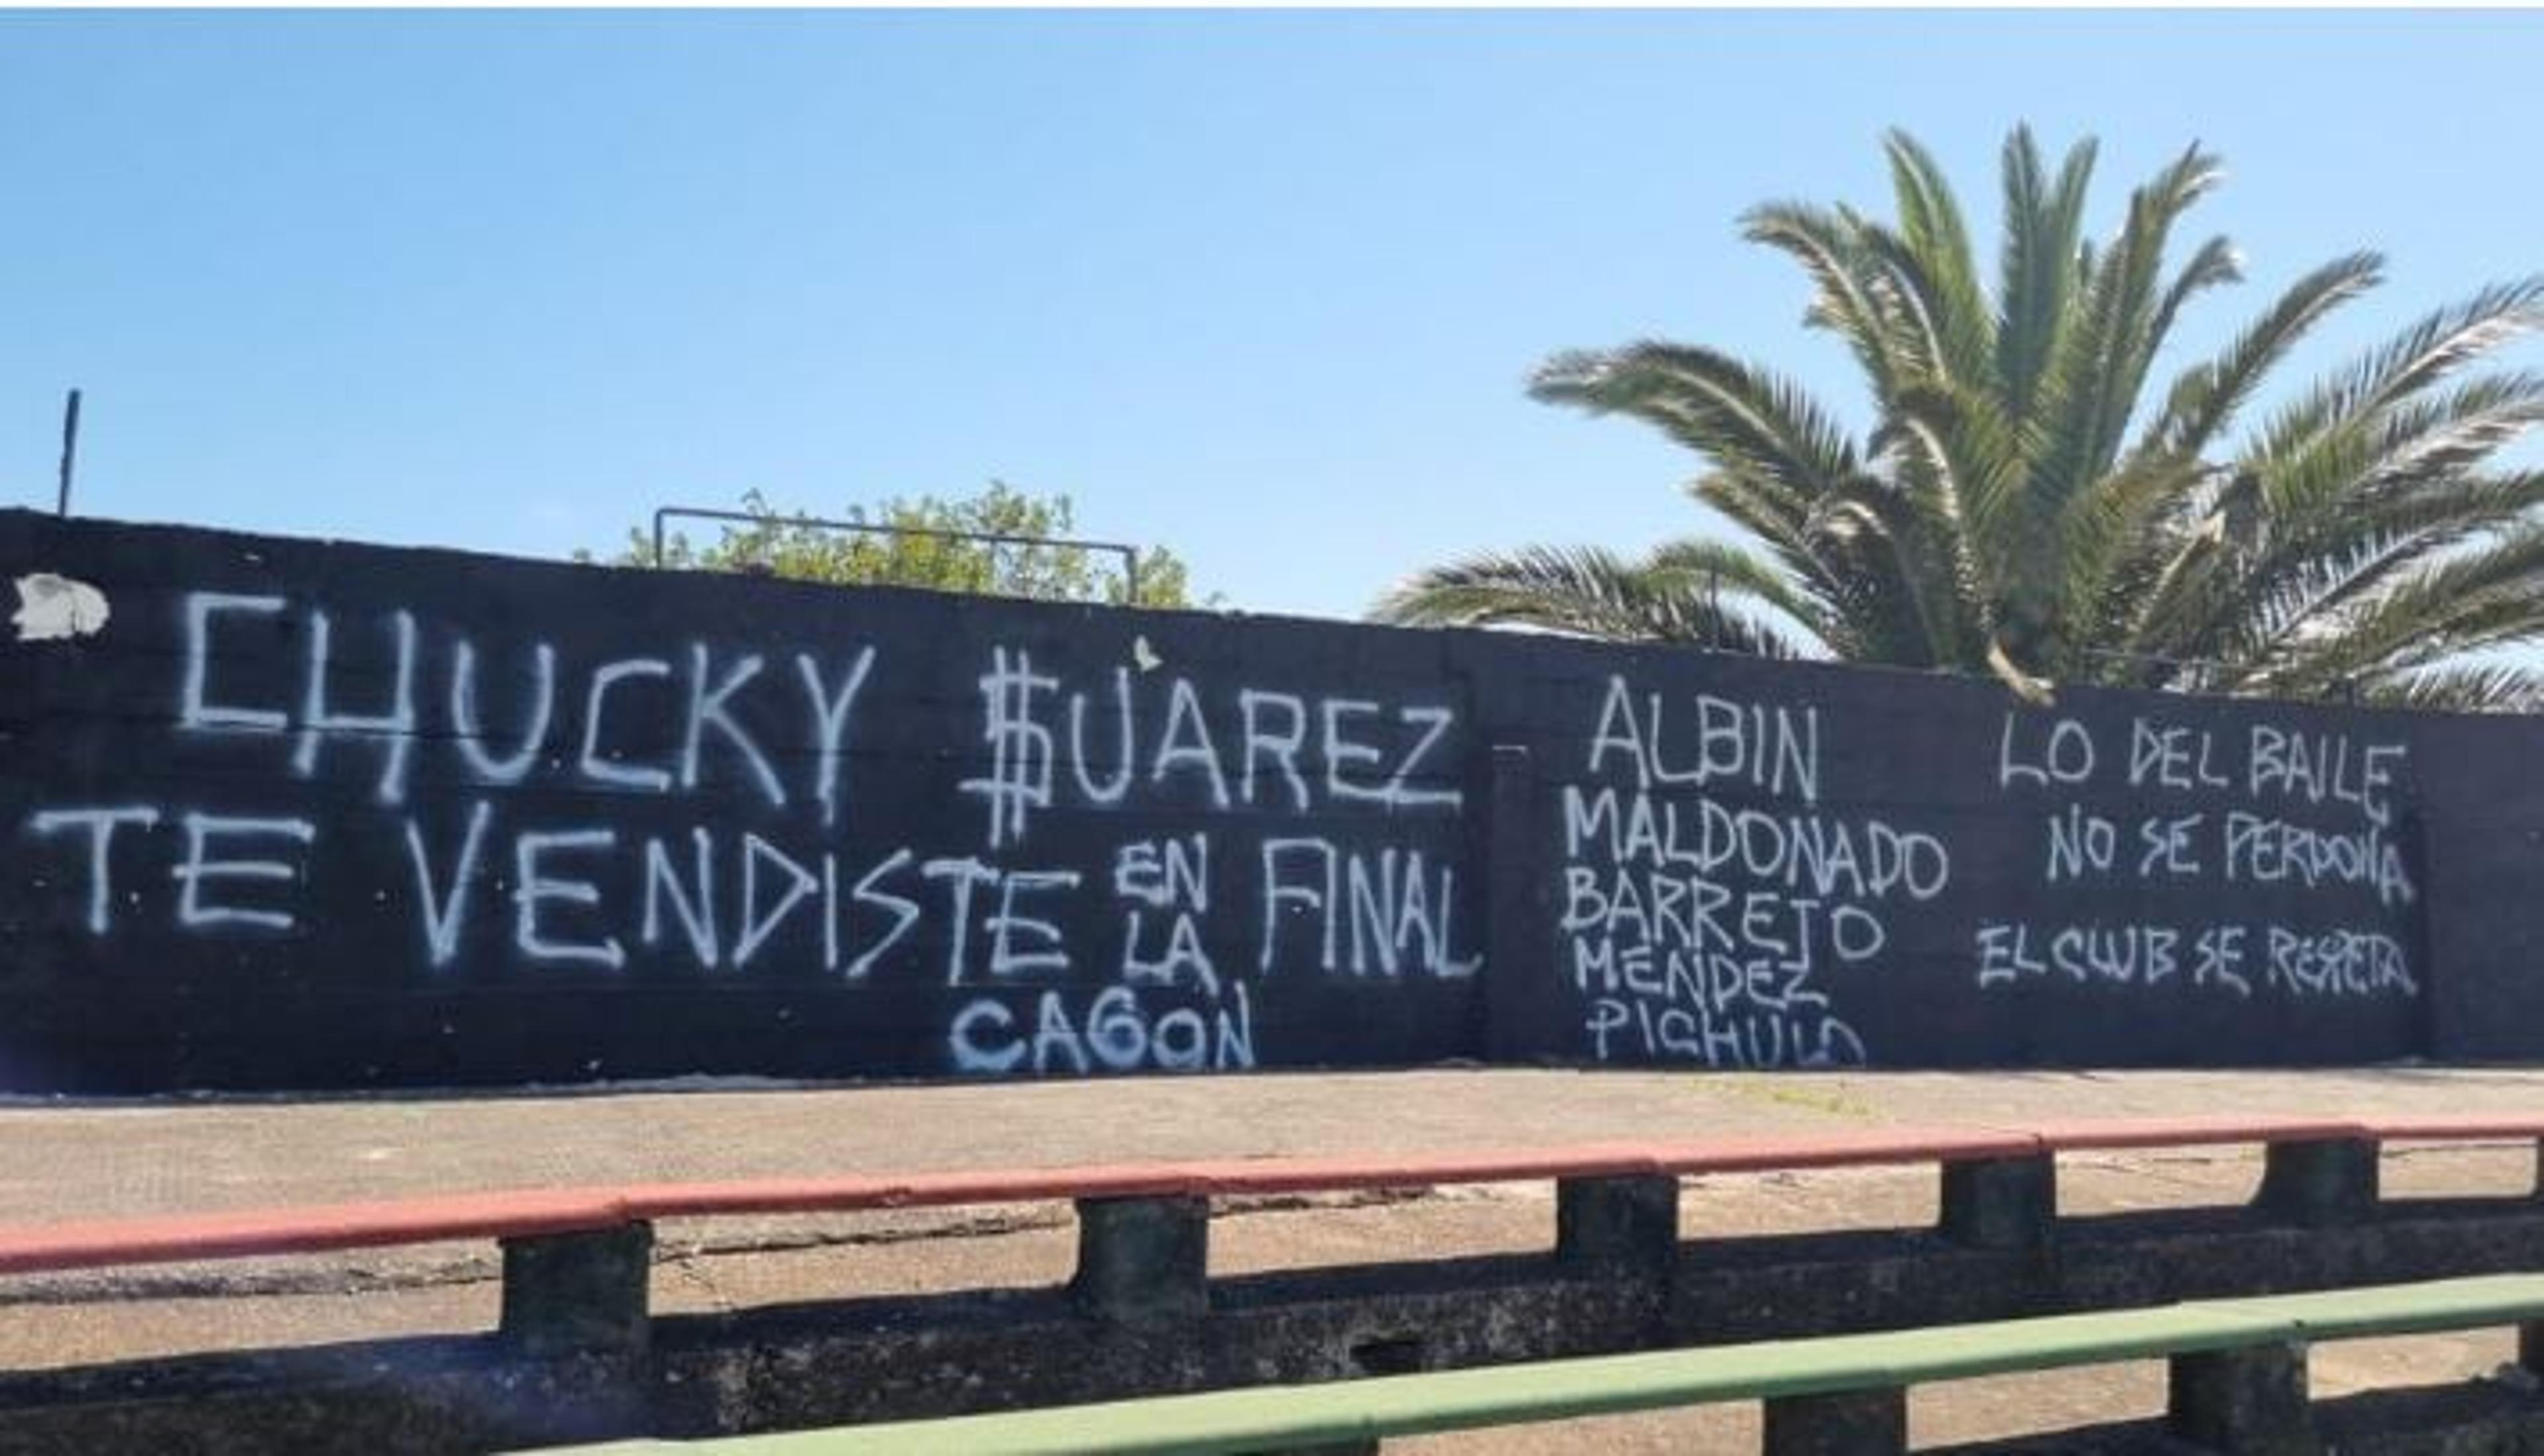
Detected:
left=2357, top=662, right=2544, bottom=714
left=2245, top=276, right=2544, bottom=473
left=1368, top=543, right=1825, bottom=657
left=2039, top=142, right=2227, bottom=504
left=2133, top=252, right=2384, bottom=463
left=1994, top=127, right=2097, bottom=426
left=2245, top=524, right=2544, bottom=696
left=1530, top=342, right=1866, bottom=516
left=1881, top=129, right=1995, bottom=385
left=1743, top=201, right=1908, bottom=403
left=1883, top=378, right=2025, bottom=605
left=2143, top=234, right=2245, bottom=370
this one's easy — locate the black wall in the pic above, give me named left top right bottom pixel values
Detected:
left=0, top=508, right=2504, bottom=1094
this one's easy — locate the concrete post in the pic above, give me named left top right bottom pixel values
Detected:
left=2168, top=1341, right=2311, bottom=1453
left=1938, top=1154, right=2058, bottom=1252
left=2255, top=1137, right=2379, bottom=1226
left=1073, top=1195, right=1210, bottom=1322
left=498, top=1222, right=653, bottom=1358
left=1763, top=1387, right=1906, bottom=1455
left=1555, top=1174, right=1679, bottom=1276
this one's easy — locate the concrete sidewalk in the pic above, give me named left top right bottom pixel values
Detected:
left=5, top=1066, right=2543, bottom=1451
left=8, top=1065, right=2543, bottom=1223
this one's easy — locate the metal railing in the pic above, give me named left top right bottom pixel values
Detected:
left=2074, top=647, right=2360, bottom=702
left=649, top=504, right=1141, bottom=603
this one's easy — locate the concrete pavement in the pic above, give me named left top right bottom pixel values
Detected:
left=5, top=1066, right=2543, bottom=1449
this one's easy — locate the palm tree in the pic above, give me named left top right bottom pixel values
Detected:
left=1375, top=127, right=2544, bottom=711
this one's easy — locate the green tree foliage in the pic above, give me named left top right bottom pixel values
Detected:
left=1375, top=127, right=2544, bottom=711
left=608, top=481, right=1196, bottom=609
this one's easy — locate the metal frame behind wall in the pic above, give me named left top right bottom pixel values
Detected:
left=649, top=504, right=1142, bottom=604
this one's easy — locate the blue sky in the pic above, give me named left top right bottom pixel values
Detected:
left=6, top=10, right=2543, bottom=621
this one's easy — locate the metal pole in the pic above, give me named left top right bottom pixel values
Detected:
left=56, top=389, right=81, bottom=517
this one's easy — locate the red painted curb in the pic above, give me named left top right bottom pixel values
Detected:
left=5, top=1114, right=2534, bottom=1276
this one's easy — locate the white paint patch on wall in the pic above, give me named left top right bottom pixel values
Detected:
left=11, top=574, right=111, bottom=642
